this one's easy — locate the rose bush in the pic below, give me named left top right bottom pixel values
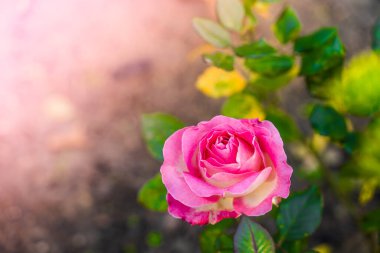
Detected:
left=160, top=115, right=293, bottom=225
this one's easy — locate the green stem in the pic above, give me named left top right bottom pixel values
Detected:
left=371, top=232, right=379, bottom=253
left=276, top=235, right=286, bottom=249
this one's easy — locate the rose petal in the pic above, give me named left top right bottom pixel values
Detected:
left=255, top=121, right=292, bottom=196
left=167, top=194, right=240, bottom=225
left=161, top=128, right=218, bottom=207
left=210, top=144, right=235, bottom=163
left=182, top=127, right=201, bottom=176
left=239, top=139, right=264, bottom=172
left=246, top=119, right=292, bottom=195
left=202, top=130, right=226, bottom=163
left=236, top=137, right=254, bottom=164
left=162, top=128, right=188, bottom=171
left=223, top=167, right=272, bottom=197
left=182, top=116, right=249, bottom=175
left=233, top=168, right=277, bottom=216
left=183, top=167, right=272, bottom=197
left=233, top=120, right=292, bottom=216
left=200, top=158, right=240, bottom=175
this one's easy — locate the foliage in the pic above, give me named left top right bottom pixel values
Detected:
left=328, top=51, right=380, bottom=116
left=309, top=104, right=348, bottom=141
left=200, top=219, right=235, bottom=253
left=139, top=0, right=380, bottom=252
left=196, top=66, right=246, bottom=98
left=276, top=186, right=323, bottom=241
left=138, top=173, right=168, bottom=212
left=274, top=6, right=301, bottom=44
left=222, top=93, right=265, bottom=120
left=234, top=217, right=275, bottom=253
left=204, top=52, right=235, bottom=71
left=141, top=113, right=185, bottom=161
left=234, top=39, right=276, bottom=58
left=373, top=18, right=380, bottom=51
left=266, top=107, right=300, bottom=142
left=146, top=231, right=163, bottom=248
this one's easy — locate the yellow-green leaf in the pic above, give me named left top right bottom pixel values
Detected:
left=351, top=118, right=380, bottom=178
left=313, top=244, right=332, bottom=253
left=329, top=51, right=380, bottom=116
left=222, top=93, right=265, bottom=120
left=359, top=178, right=378, bottom=206
left=196, top=66, right=246, bottom=98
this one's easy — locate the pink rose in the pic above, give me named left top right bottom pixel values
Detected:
left=160, top=115, right=293, bottom=225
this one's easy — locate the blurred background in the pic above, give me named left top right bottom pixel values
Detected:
left=0, top=0, right=379, bottom=252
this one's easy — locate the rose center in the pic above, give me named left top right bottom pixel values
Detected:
left=215, top=135, right=230, bottom=149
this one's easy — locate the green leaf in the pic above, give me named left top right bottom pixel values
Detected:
left=295, top=27, right=345, bottom=99
left=234, top=40, right=276, bottom=58
left=309, top=104, right=348, bottom=141
left=204, top=52, right=234, bottom=71
left=258, top=0, right=280, bottom=3
left=245, top=55, right=294, bottom=77
left=146, top=231, right=163, bottom=248
left=294, top=28, right=338, bottom=53
left=300, top=36, right=345, bottom=76
left=217, top=0, right=245, bottom=31
left=234, top=217, right=275, bottom=253
left=266, top=107, right=300, bottom=142
left=141, top=113, right=185, bottom=161
left=274, top=6, right=301, bottom=43
left=200, top=219, right=235, bottom=253
left=342, top=132, right=359, bottom=154
left=372, top=17, right=380, bottom=51
left=361, top=209, right=380, bottom=232
left=193, top=18, right=231, bottom=48
left=304, top=64, right=343, bottom=98
left=248, top=64, right=299, bottom=92
left=276, top=186, right=323, bottom=241
left=222, top=93, right=265, bottom=119
left=137, top=173, right=168, bottom=212
left=280, top=239, right=308, bottom=253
